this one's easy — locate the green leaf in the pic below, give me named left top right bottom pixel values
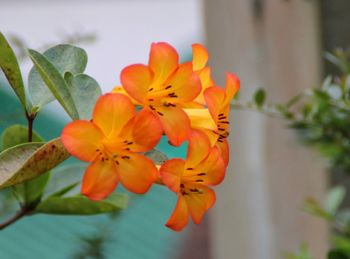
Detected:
left=144, top=149, right=168, bottom=164
left=332, top=236, right=350, bottom=256
left=67, top=73, right=102, bottom=119
left=28, top=44, right=87, bottom=108
left=47, top=182, right=80, bottom=198
left=328, top=250, right=349, bottom=259
left=0, top=125, right=50, bottom=206
left=284, top=243, right=314, bottom=259
left=325, top=186, right=346, bottom=216
left=35, top=193, right=128, bottom=215
left=253, top=88, right=266, bottom=107
left=1, top=124, right=42, bottom=150
left=0, top=138, right=69, bottom=189
left=0, top=32, right=26, bottom=109
left=303, top=197, right=332, bottom=220
left=28, top=49, right=79, bottom=119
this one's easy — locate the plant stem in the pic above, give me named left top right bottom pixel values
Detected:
left=0, top=111, right=38, bottom=230
left=0, top=207, right=27, bottom=230
left=25, top=112, right=36, bottom=142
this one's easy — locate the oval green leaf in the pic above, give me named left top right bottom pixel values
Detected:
left=28, top=49, right=79, bottom=119
left=0, top=32, right=26, bottom=109
left=67, top=73, right=102, bottom=119
left=35, top=193, right=128, bottom=215
left=1, top=124, right=51, bottom=206
left=0, top=138, right=70, bottom=189
left=28, top=44, right=87, bottom=108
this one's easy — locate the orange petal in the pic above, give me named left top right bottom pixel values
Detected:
left=93, top=93, right=135, bottom=137
left=216, top=139, right=230, bottom=166
left=112, top=86, right=141, bottom=105
left=149, top=42, right=178, bottom=85
left=195, top=67, right=215, bottom=104
left=61, top=120, right=103, bottom=162
left=184, top=108, right=217, bottom=132
left=184, top=147, right=226, bottom=186
left=166, top=195, right=190, bottom=232
left=132, top=109, right=163, bottom=151
left=81, top=159, right=119, bottom=200
left=157, top=106, right=191, bottom=146
left=224, top=73, right=240, bottom=104
left=204, top=86, right=226, bottom=122
left=120, top=64, right=153, bottom=104
left=184, top=184, right=216, bottom=224
left=117, top=152, right=158, bottom=194
left=160, top=158, right=185, bottom=193
left=185, top=130, right=211, bottom=168
left=192, top=44, right=209, bottom=71
left=164, top=62, right=201, bottom=103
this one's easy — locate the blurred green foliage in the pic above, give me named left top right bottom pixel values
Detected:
left=235, top=49, right=350, bottom=258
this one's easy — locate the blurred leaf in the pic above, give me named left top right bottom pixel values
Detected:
left=284, top=243, right=313, bottom=259
left=325, top=186, right=346, bottom=216
left=303, top=197, right=332, bottom=220
left=28, top=49, right=79, bottom=119
left=328, top=250, right=349, bottom=259
left=35, top=193, right=128, bottom=215
left=28, top=44, right=87, bottom=108
left=47, top=182, right=79, bottom=198
left=1, top=125, right=50, bottom=206
left=144, top=149, right=168, bottom=164
left=253, top=88, right=266, bottom=107
left=0, top=138, right=69, bottom=189
left=42, top=163, right=85, bottom=199
left=0, top=32, right=26, bottom=109
left=66, top=73, right=102, bottom=119
left=332, top=236, right=350, bottom=256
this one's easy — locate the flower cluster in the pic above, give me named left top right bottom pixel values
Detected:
left=61, top=42, right=239, bottom=231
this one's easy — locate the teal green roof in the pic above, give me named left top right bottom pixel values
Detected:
left=0, top=85, right=189, bottom=259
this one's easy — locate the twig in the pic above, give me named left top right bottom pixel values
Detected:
left=0, top=207, right=27, bottom=230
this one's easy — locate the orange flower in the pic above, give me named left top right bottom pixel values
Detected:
left=160, top=131, right=225, bottom=231
left=204, top=73, right=240, bottom=165
left=120, top=42, right=201, bottom=146
left=61, top=93, right=162, bottom=200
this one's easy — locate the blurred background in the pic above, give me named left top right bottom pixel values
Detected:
left=1, top=0, right=349, bottom=258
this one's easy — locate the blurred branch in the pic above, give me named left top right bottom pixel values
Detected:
left=7, top=31, right=96, bottom=61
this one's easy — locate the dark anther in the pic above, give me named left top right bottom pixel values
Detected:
left=121, top=155, right=130, bottom=159
left=157, top=111, right=164, bottom=116
left=115, top=160, right=120, bottom=165
left=148, top=88, right=154, bottom=92
left=165, top=85, right=172, bottom=89
left=168, top=92, right=178, bottom=98
left=125, top=148, right=130, bottom=151
left=180, top=183, right=185, bottom=188
left=96, top=149, right=100, bottom=152
left=197, top=173, right=206, bottom=176
left=186, top=167, right=194, bottom=170
left=127, top=142, right=133, bottom=145
left=220, top=121, right=230, bottom=124
left=218, top=128, right=225, bottom=131
left=181, top=191, right=189, bottom=196
left=148, top=98, right=154, bottom=101
left=190, top=188, right=199, bottom=193
left=102, top=157, right=105, bottom=162
left=196, top=179, right=204, bottom=183
left=218, top=113, right=224, bottom=116
left=149, top=105, right=156, bottom=111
